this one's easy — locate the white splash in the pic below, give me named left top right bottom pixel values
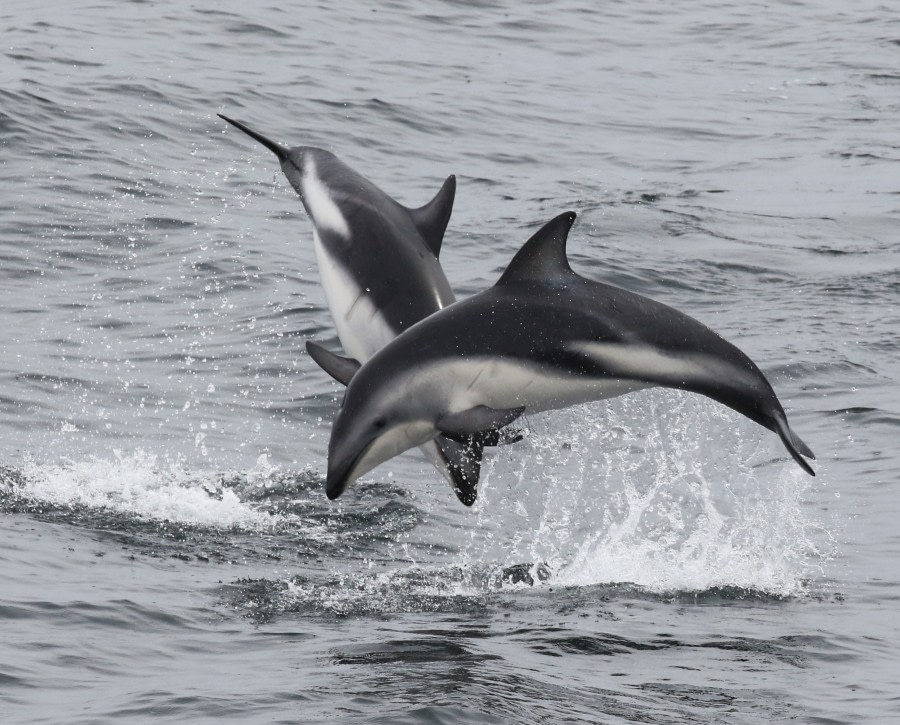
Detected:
left=467, top=390, right=826, bottom=596
left=16, top=450, right=281, bottom=529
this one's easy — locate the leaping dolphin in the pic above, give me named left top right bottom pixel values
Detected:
left=217, top=113, right=491, bottom=504
left=321, top=211, right=816, bottom=500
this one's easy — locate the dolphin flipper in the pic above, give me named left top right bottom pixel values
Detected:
left=433, top=435, right=484, bottom=506
left=437, top=405, right=526, bottom=437
left=306, top=341, right=361, bottom=386
left=432, top=423, right=525, bottom=506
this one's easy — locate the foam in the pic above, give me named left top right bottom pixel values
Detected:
left=16, top=450, right=282, bottom=530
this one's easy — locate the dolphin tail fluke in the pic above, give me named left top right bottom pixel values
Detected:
left=434, top=434, right=484, bottom=506
left=408, top=175, right=456, bottom=259
left=772, top=413, right=816, bottom=476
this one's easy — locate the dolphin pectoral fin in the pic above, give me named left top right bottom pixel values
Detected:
left=408, top=175, right=456, bottom=258
left=772, top=414, right=816, bottom=476
left=434, top=434, right=483, bottom=506
left=437, top=405, right=526, bottom=437
left=306, top=341, right=361, bottom=386
left=435, top=422, right=526, bottom=506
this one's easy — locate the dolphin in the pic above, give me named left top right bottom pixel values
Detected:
left=217, top=114, right=496, bottom=504
left=322, top=211, right=816, bottom=500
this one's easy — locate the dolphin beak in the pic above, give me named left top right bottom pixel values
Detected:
left=217, top=113, right=289, bottom=161
left=325, top=442, right=373, bottom=500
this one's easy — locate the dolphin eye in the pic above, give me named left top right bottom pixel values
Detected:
left=373, top=417, right=387, bottom=429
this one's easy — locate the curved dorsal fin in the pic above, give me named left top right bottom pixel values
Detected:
left=408, top=175, right=456, bottom=258
left=496, top=211, right=577, bottom=286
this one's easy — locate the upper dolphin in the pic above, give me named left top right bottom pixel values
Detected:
left=218, top=114, right=490, bottom=503
left=323, top=211, right=816, bottom=500
left=218, top=113, right=455, bottom=359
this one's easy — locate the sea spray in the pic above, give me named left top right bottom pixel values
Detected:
left=463, top=390, right=824, bottom=596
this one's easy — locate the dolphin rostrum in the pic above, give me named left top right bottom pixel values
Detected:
left=217, top=113, right=492, bottom=504
left=322, top=211, right=816, bottom=500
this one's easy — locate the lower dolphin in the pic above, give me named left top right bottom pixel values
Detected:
left=322, top=211, right=816, bottom=500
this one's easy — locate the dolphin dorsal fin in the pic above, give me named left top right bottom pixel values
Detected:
left=306, top=341, right=361, bottom=386
left=496, top=211, right=577, bottom=286
left=408, top=175, right=456, bottom=258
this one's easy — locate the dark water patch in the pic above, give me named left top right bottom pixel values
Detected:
left=556, top=583, right=796, bottom=608
left=16, top=598, right=196, bottom=633
left=808, top=246, right=862, bottom=257
left=225, top=21, right=292, bottom=39
left=7, top=306, right=47, bottom=315
left=111, top=182, right=169, bottom=200
left=340, top=649, right=678, bottom=724
left=695, top=635, right=807, bottom=667
left=103, top=693, right=259, bottom=722
left=867, top=73, right=900, bottom=84
left=778, top=359, right=880, bottom=381
left=333, top=638, right=500, bottom=667
left=92, top=82, right=172, bottom=107
left=620, top=189, right=725, bottom=205
left=15, top=372, right=98, bottom=391
left=99, top=275, right=151, bottom=291
left=463, top=176, right=502, bottom=188
left=535, top=633, right=668, bottom=657
left=223, top=571, right=490, bottom=622
left=636, top=681, right=791, bottom=720
left=822, top=407, right=900, bottom=428
left=0, top=670, right=35, bottom=689
left=140, top=215, right=195, bottom=230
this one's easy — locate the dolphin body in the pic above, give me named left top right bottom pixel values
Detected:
left=218, top=114, right=491, bottom=504
left=322, top=211, right=816, bottom=500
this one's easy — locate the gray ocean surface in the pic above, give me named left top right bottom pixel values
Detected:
left=2, top=1, right=898, bottom=722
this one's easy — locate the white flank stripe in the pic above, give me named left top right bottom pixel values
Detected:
left=566, top=341, right=719, bottom=381
left=302, top=157, right=350, bottom=239
left=312, top=230, right=395, bottom=361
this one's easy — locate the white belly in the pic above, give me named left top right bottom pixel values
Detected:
left=426, top=358, right=650, bottom=416
left=312, top=230, right=396, bottom=362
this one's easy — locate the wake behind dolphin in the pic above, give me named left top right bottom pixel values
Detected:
left=322, top=212, right=816, bottom=499
left=218, top=113, right=492, bottom=504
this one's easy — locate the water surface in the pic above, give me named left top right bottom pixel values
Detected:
left=2, top=1, right=898, bottom=722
